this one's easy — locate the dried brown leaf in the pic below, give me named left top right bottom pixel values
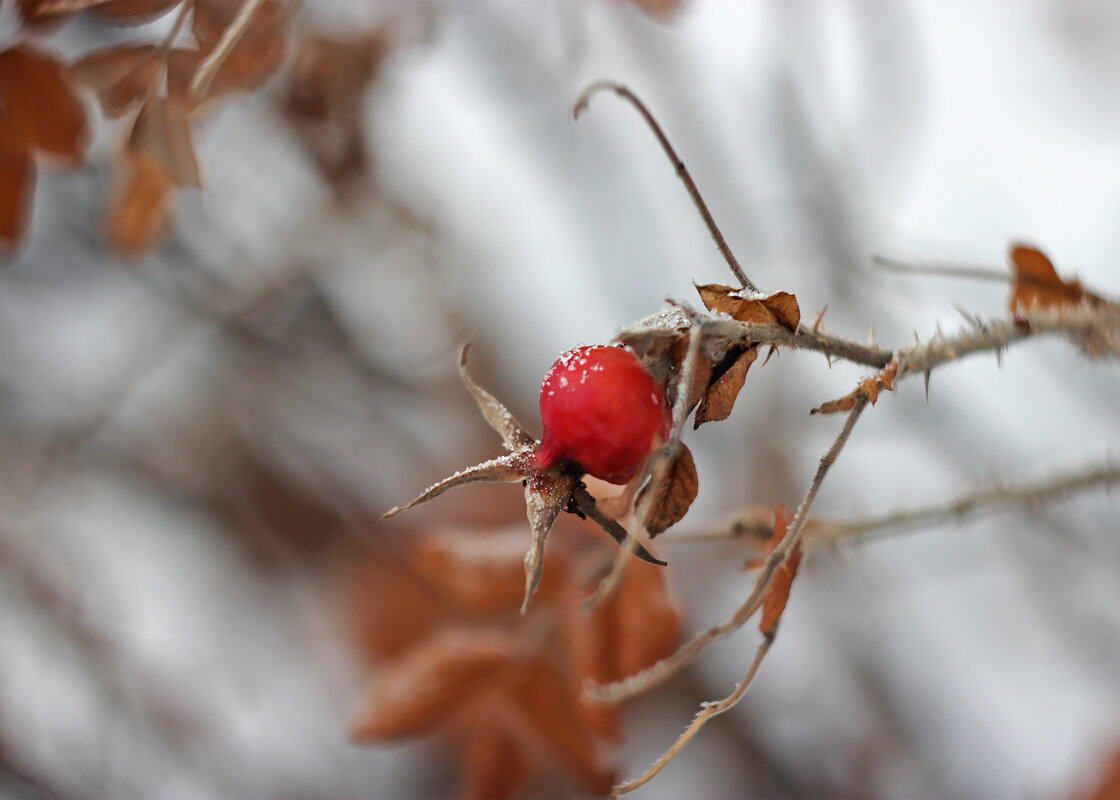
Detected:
left=69, top=44, right=162, bottom=118
left=1008, top=244, right=1102, bottom=313
left=694, top=345, right=758, bottom=427
left=811, top=357, right=899, bottom=415
left=613, top=556, right=681, bottom=678
left=0, top=46, right=88, bottom=163
left=351, top=628, right=519, bottom=741
left=759, top=504, right=801, bottom=635
left=640, top=443, right=699, bottom=536
left=696, top=283, right=801, bottom=331
left=0, top=154, right=35, bottom=252
left=105, top=150, right=174, bottom=254
left=509, top=660, right=615, bottom=795
left=282, top=31, right=391, bottom=188
left=129, top=96, right=200, bottom=188
left=461, top=730, right=529, bottom=800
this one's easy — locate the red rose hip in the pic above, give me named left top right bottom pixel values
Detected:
left=537, top=345, right=671, bottom=485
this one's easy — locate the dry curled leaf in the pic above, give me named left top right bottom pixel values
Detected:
left=759, top=504, right=801, bottom=636
left=696, top=283, right=801, bottom=331
left=694, top=345, right=758, bottom=427
left=639, top=443, right=699, bottom=536
left=811, top=356, right=899, bottom=415
left=1009, top=244, right=1104, bottom=314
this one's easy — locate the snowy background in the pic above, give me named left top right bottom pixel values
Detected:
left=1, top=0, right=1119, bottom=797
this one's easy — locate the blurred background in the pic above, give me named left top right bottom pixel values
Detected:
left=1, top=0, right=1120, bottom=797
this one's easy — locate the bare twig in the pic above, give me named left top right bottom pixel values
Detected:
left=190, top=0, right=268, bottom=97
left=872, top=254, right=1009, bottom=283
left=574, top=81, right=759, bottom=293
left=817, top=461, right=1120, bottom=546
left=664, top=461, right=1120, bottom=547
left=612, top=633, right=775, bottom=796
left=588, top=395, right=869, bottom=705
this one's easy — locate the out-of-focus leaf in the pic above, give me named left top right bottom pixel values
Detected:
left=192, top=0, right=287, bottom=94
left=129, top=96, right=200, bottom=188
left=462, top=730, right=529, bottom=800
left=105, top=150, right=174, bottom=254
left=1008, top=244, right=1104, bottom=313
left=0, top=154, right=35, bottom=251
left=351, top=628, right=519, bottom=741
left=69, top=45, right=162, bottom=118
left=508, top=659, right=616, bottom=795
left=0, top=46, right=88, bottom=162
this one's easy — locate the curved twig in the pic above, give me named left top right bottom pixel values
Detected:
left=574, top=81, right=759, bottom=293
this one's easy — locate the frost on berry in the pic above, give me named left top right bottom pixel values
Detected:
left=382, top=345, right=666, bottom=614
left=537, top=345, right=671, bottom=485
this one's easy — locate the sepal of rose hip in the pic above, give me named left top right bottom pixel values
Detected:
left=381, top=344, right=671, bottom=613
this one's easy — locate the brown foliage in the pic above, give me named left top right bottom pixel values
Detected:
left=0, top=45, right=88, bottom=250
left=69, top=45, right=163, bottom=118
left=1009, top=243, right=1106, bottom=314
left=758, top=504, right=802, bottom=636
left=640, top=443, right=699, bottom=536
left=346, top=524, right=681, bottom=798
left=694, top=345, right=758, bottom=427
left=105, top=151, right=174, bottom=254
left=192, top=0, right=288, bottom=94
left=812, top=356, right=899, bottom=415
left=696, top=283, right=801, bottom=330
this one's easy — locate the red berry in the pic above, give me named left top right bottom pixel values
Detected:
left=537, top=345, right=671, bottom=485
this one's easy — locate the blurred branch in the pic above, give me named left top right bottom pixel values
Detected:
left=670, top=461, right=1120, bottom=548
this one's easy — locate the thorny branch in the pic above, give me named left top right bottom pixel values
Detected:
left=669, top=461, right=1120, bottom=548
left=606, top=396, right=869, bottom=794
left=591, top=394, right=867, bottom=702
